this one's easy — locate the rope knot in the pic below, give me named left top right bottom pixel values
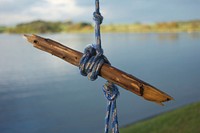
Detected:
left=93, top=11, right=103, bottom=24
left=79, top=44, right=108, bottom=81
left=84, top=44, right=96, bottom=56
left=103, top=81, right=119, bottom=101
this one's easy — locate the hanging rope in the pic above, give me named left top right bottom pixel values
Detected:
left=93, top=0, right=103, bottom=54
left=79, top=0, right=120, bottom=133
left=103, top=81, right=120, bottom=133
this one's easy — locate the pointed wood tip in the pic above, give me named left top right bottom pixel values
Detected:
left=23, top=34, right=33, bottom=42
left=142, top=84, right=174, bottom=105
left=23, top=34, right=28, bottom=37
left=23, top=34, right=39, bottom=45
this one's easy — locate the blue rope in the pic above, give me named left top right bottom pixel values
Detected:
left=79, top=44, right=109, bottom=81
left=79, top=44, right=120, bottom=133
left=103, top=81, right=120, bottom=133
left=79, top=0, right=120, bottom=133
left=93, top=0, right=103, bottom=54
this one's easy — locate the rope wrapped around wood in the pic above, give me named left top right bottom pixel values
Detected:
left=79, top=44, right=108, bottom=81
left=79, top=1, right=120, bottom=133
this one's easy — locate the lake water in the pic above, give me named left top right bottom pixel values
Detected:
left=0, top=33, right=200, bottom=133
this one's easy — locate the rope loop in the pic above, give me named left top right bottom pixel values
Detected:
left=93, top=11, right=103, bottom=24
left=103, top=81, right=120, bottom=101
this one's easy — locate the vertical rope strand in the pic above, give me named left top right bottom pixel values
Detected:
left=112, top=100, right=119, bottom=133
left=103, top=81, right=119, bottom=133
left=105, top=101, right=112, bottom=133
left=93, top=0, right=103, bottom=54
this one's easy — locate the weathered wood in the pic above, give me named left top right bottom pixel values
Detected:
left=24, top=34, right=173, bottom=105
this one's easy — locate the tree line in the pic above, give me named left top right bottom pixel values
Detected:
left=0, top=19, right=200, bottom=33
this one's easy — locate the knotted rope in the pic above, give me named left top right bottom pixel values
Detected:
left=93, top=0, right=103, bottom=54
left=79, top=44, right=120, bottom=133
left=79, top=0, right=120, bottom=133
left=103, top=81, right=120, bottom=133
left=79, top=44, right=108, bottom=81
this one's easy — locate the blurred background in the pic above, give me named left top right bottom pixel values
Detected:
left=0, top=0, right=200, bottom=133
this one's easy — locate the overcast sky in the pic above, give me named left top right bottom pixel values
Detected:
left=0, top=0, right=200, bottom=26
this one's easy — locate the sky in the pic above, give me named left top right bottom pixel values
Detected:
left=0, top=0, right=200, bottom=26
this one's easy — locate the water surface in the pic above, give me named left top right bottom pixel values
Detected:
left=0, top=33, right=200, bottom=133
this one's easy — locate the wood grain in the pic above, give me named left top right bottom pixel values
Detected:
left=24, top=34, right=173, bottom=105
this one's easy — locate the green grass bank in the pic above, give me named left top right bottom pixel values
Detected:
left=120, top=102, right=200, bottom=133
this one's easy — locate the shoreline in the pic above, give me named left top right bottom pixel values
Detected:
left=1, top=31, right=200, bottom=35
left=1, top=19, right=200, bottom=34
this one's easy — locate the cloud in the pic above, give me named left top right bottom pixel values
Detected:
left=102, top=0, right=200, bottom=23
left=29, top=0, right=83, bottom=19
left=0, top=0, right=199, bottom=26
left=0, top=0, right=93, bottom=25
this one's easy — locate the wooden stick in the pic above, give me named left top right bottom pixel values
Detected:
left=24, top=34, right=173, bottom=105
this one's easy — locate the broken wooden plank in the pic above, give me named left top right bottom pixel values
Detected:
left=24, top=34, right=173, bottom=105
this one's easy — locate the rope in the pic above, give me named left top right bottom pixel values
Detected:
left=103, top=81, right=120, bottom=133
left=79, top=44, right=108, bottom=81
left=79, top=44, right=120, bottom=133
left=79, top=0, right=120, bottom=133
left=93, top=0, right=103, bottom=54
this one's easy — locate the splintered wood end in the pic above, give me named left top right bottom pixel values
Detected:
left=142, top=84, right=174, bottom=105
left=23, top=34, right=42, bottom=47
